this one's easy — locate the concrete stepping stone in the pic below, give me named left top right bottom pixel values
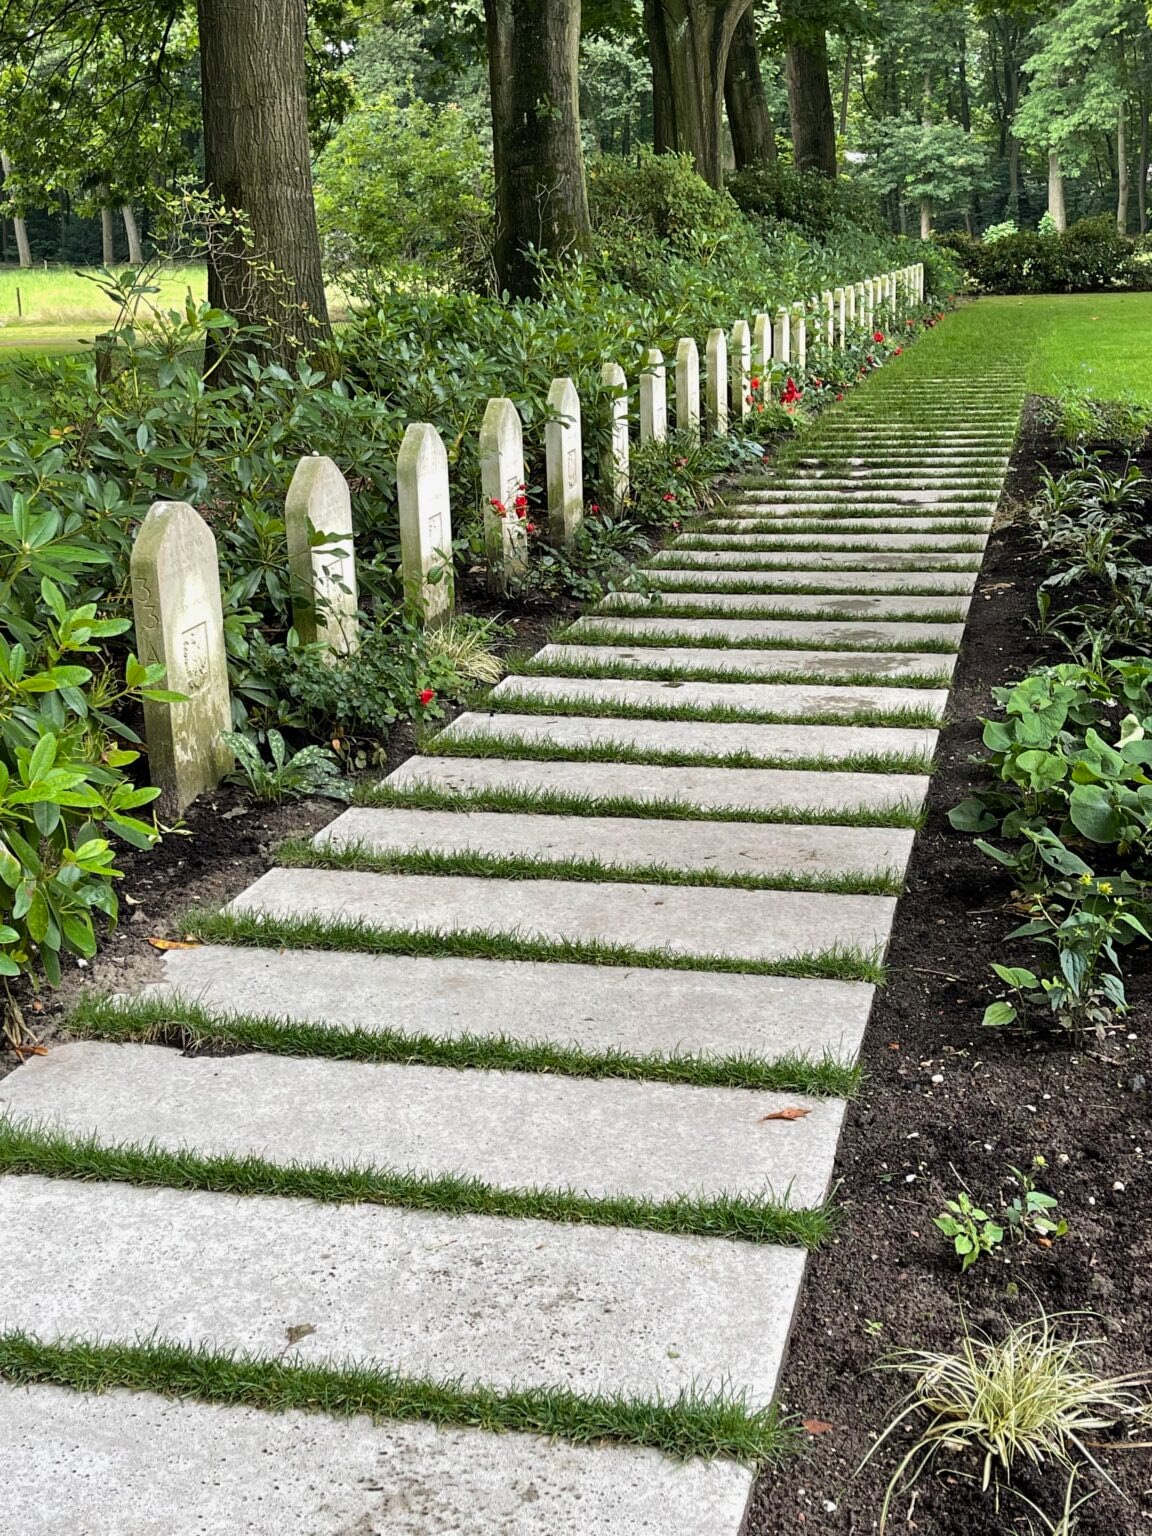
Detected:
left=530, top=641, right=955, bottom=679
left=489, top=672, right=951, bottom=719
left=0, top=1042, right=847, bottom=1206
left=150, top=942, right=878, bottom=1063
left=2, top=1382, right=755, bottom=1536
left=227, top=866, right=898, bottom=965
left=569, top=614, right=965, bottom=649
left=439, top=709, right=937, bottom=762
left=315, top=806, right=916, bottom=881
left=649, top=550, right=980, bottom=570
left=387, top=754, right=930, bottom=816
left=679, top=533, right=985, bottom=551
left=647, top=567, right=977, bottom=593
left=0, top=1176, right=806, bottom=1407
left=602, top=592, right=969, bottom=619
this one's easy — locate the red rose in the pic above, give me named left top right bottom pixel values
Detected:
left=873, top=330, right=885, bottom=343
left=419, top=689, right=435, bottom=706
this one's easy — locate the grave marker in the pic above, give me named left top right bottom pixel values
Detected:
left=675, top=337, right=701, bottom=442
left=397, top=422, right=455, bottom=625
left=705, top=327, right=728, bottom=436
left=546, top=377, right=583, bottom=544
left=479, top=397, right=529, bottom=592
left=600, top=362, right=630, bottom=510
left=284, top=455, right=359, bottom=656
left=639, top=347, right=668, bottom=443
left=729, top=319, right=751, bottom=423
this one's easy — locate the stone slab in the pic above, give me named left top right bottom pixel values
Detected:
left=569, top=615, right=965, bottom=649
left=1, top=1382, right=755, bottom=1536
left=649, top=550, right=980, bottom=570
left=388, top=753, right=930, bottom=815
left=678, top=533, right=984, bottom=552
left=491, top=672, right=951, bottom=719
left=648, top=567, right=977, bottom=593
left=0, top=1042, right=847, bottom=1206
left=0, top=1176, right=805, bottom=1407
left=603, top=591, right=969, bottom=618
left=710, top=516, right=992, bottom=531
left=228, top=866, right=898, bottom=964
left=151, top=942, right=878, bottom=1063
left=316, top=806, right=916, bottom=880
left=439, top=709, right=938, bottom=762
left=526, top=642, right=956, bottom=679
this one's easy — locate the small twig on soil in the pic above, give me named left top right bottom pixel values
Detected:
left=910, top=967, right=961, bottom=981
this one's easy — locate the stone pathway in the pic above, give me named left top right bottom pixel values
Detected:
left=0, top=370, right=1026, bottom=1533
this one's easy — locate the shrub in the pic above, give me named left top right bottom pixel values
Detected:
left=588, top=151, right=744, bottom=255
left=727, top=165, right=884, bottom=238
left=940, top=219, right=1150, bottom=294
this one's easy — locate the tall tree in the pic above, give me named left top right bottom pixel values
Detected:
left=724, top=2, right=777, bottom=169
left=778, top=0, right=838, bottom=177
left=484, top=0, right=590, bottom=297
left=198, top=0, right=330, bottom=350
left=644, top=0, right=753, bottom=187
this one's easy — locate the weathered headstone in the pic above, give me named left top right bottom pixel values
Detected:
left=753, top=312, right=773, bottom=372
left=774, top=307, right=790, bottom=368
left=639, top=347, right=668, bottom=443
left=705, top=327, right=728, bottom=436
left=790, top=305, right=806, bottom=372
left=729, top=319, right=751, bottom=423
left=675, top=337, right=701, bottom=442
left=479, top=397, right=529, bottom=592
left=284, top=455, right=359, bottom=657
left=822, top=290, right=835, bottom=348
left=834, top=287, right=846, bottom=349
left=546, top=376, right=583, bottom=544
left=397, top=422, right=455, bottom=625
left=851, top=283, right=862, bottom=328
left=600, top=361, right=630, bottom=511
left=130, top=501, right=233, bottom=815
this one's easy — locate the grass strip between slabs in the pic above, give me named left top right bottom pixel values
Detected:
left=425, top=730, right=935, bottom=777
left=0, top=1333, right=799, bottom=1465
left=516, top=653, right=954, bottom=690
left=560, top=623, right=960, bottom=657
left=647, top=556, right=983, bottom=576
left=354, top=781, right=925, bottom=831
left=69, top=992, right=863, bottom=1098
left=482, top=690, right=944, bottom=729
left=0, top=1117, right=836, bottom=1250
left=183, top=907, right=888, bottom=985
left=595, top=598, right=968, bottom=625
left=694, top=521, right=989, bottom=538
left=660, top=547, right=984, bottom=571
left=280, top=836, right=904, bottom=899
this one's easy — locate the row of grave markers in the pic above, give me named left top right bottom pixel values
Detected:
left=127, top=260, right=924, bottom=812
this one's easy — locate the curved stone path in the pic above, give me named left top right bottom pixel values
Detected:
left=0, top=369, right=1026, bottom=1533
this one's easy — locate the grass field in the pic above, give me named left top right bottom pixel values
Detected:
left=982, top=291, right=1152, bottom=402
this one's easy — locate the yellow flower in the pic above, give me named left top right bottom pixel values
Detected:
left=1078, top=873, right=1093, bottom=885
left=1098, top=881, right=1113, bottom=895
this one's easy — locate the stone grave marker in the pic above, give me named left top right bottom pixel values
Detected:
left=479, top=397, right=529, bottom=592
left=774, top=307, right=790, bottom=368
left=130, top=500, right=233, bottom=815
left=397, top=422, right=455, bottom=625
left=284, top=455, right=359, bottom=657
left=639, top=347, right=668, bottom=443
left=822, top=290, right=835, bottom=348
left=834, top=288, right=846, bottom=348
left=675, top=337, right=701, bottom=442
left=600, top=361, right=630, bottom=510
left=546, top=377, right=583, bottom=544
left=790, top=305, right=806, bottom=372
left=705, top=327, right=728, bottom=436
left=729, top=319, right=751, bottom=423
left=752, top=312, right=772, bottom=373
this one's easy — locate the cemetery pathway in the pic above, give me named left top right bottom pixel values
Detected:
left=0, top=367, right=1026, bottom=1533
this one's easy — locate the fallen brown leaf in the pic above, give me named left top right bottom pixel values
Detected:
left=802, top=1419, right=833, bottom=1435
left=147, top=937, right=201, bottom=951
left=285, top=1323, right=317, bottom=1345
left=760, top=1107, right=811, bottom=1122
left=12, top=1043, right=48, bottom=1058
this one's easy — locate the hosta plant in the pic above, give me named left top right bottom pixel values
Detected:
left=222, top=730, right=352, bottom=804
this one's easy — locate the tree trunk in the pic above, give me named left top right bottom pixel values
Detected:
left=1139, top=93, right=1149, bottom=235
left=645, top=0, right=752, bottom=189
left=100, top=203, right=116, bottom=265
left=920, top=197, right=932, bottom=239
left=724, top=2, right=776, bottom=171
left=122, top=204, right=144, bottom=264
left=1117, top=101, right=1129, bottom=234
left=839, top=43, right=851, bottom=136
left=782, top=10, right=837, bottom=179
left=1048, top=149, right=1067, bottom=232
left=198, top=0, right=331, bottom=360
left=486, top=0, right=590, bottom=297
left=0, top=151, right=31, bottom=268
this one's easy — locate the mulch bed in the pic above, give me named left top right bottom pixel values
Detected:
left=747, top=403, right=1152, bottom=1535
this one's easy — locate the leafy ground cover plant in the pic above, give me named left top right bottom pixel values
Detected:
left=222, top=730, right=351, bottom=804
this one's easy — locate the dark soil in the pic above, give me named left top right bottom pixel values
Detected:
left=747, top=403, right=1152, bottom=1535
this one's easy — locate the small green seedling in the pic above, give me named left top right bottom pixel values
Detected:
left=934, top=1193, right=1005, bottom=1272
left=1003, top=1159, right=1069, bottom=1245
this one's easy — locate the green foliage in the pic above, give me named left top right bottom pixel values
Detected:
left=727, top=165, right=884, bottom=238
left=941, top=219, right=1151, bottom=295
left=1036, top=391, right=1152, bottom=456
left=314, top=93, right=493, bottom=285
left=589, top=151, right=744, bottom=255
left=933, top=1193, right=1005, bottom=1272
left=222, top=729, right=351, bottom=804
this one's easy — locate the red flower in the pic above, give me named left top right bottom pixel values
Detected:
left=894, top=345, right=903, bottom=355
left=489, top=497, right=507, bottom=517
left=419, top=688, right=435, bottom=706
left=835, top=391, right=844, bottom=401
left=780, top=377, right=802, bottom=405
left=662, top=492, right=677, bottom=502
left=750, top=376, right=760, bottom=390
left=589, top=503, right=600, bottom=513
left=671, top=519, right=681, bottom=530
left=526, top=521, right=538, bottom=534
left=873, top=330, right=885, bottom=343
